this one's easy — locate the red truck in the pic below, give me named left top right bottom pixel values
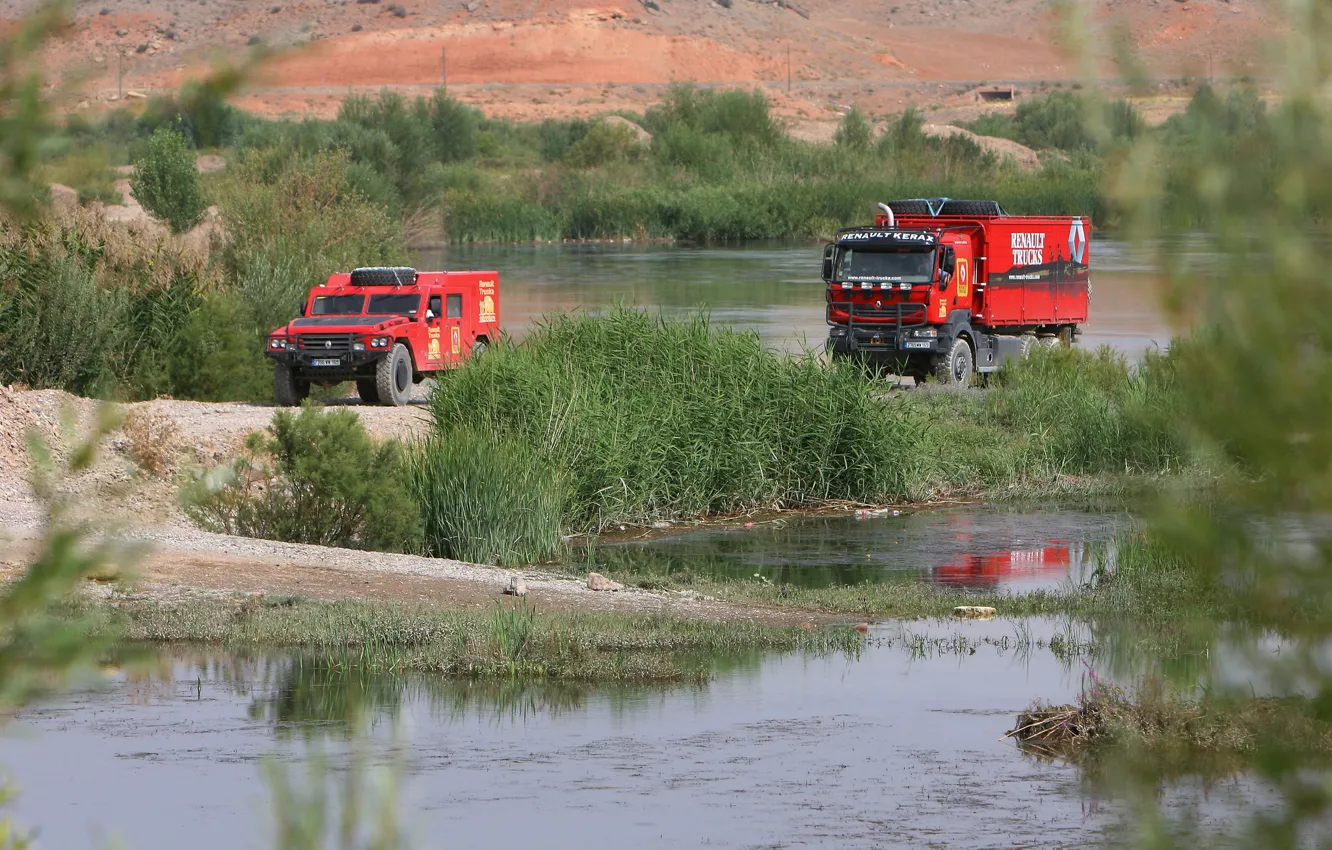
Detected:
left=264, top=266, right=500, bottom=406
left=823, top=198, right=1090, bottom=383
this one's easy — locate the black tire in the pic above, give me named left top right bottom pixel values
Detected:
left=471, top=338, right=489, bottom=359
left=933, top=338, right=974, bottom=386
left=375, top=343, right=413, bottom=406
left=274, top=363, right=310, bottom=406
left=350, top=267, right=417, bottom=287
left=1019, top=334, right=1037, bottom=359
left=356, top=379, right=381, bottom=405
left=1039, top=335, right=1060, bottom=350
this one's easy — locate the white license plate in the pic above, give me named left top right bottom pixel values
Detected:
left=903, top=341, right=932, bottom=350
left=311, top=358, right=341, bottom=367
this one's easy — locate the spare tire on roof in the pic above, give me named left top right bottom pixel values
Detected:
left=350, top=267, right=418, bottom=286
left=884, top=198, right=1006, bottom=217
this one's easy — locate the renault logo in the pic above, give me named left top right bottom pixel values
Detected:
left=325, top=340, right=332, bottom=349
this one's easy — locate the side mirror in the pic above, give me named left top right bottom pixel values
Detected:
left=821, top=243, right=835, bottom=283
left=298, top=301, right=307, bottom=317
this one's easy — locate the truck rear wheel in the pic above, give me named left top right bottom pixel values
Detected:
left=356, top=379, right=381, bottom=405
left=375, top=343, right=413, bottom=407
left=934, top=338, right=974, bottom=386
left=274, top=363, right=310, bottom=406
left=1019, top=334, right=1038, bottom=359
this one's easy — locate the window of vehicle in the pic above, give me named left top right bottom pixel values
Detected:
left=428, top=295, right=442, bottom=318
left=838, top=248, right=936, bottom=283
left=446, top=293, right=463, bottom=319
left=310, top=295, right=365, bottom=315
left=367, top=294, right=422, bottom=316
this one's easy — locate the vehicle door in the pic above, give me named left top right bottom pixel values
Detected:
left=444, top=290, right=465, bottom=367
left=425, top=293, right=445, bottom=369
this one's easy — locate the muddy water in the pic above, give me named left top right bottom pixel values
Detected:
left=582, top=504, right=1134, bottom=590
left=1, top=621, right=1145, bottom=850
left=416, top=237, right=1174, bottom=359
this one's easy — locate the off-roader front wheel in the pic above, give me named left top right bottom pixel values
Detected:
left=375, top=343, right=413, bottom=406
left=274, top=363, right=310, bottom=406
left=356, top=379, right=380, bottom=405
left=933, top=338, right=974, bottom=387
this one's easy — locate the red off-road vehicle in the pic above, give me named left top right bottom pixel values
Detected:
left=264, top=267, right=500, bottom=406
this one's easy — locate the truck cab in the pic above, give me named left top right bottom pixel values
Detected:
left=824, top=199, right=1090, bottom=384
left=264, top=266, right=500, bottom=406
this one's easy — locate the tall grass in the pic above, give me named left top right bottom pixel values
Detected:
left=426, top=308, right=918, bottom=532
left=410, top=427, right=566, bottom=565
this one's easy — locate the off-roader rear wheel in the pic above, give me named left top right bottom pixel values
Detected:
left=471, top=338, right=489, bottom=359
left=274, top=363, right=310, bottom=406
left=356, top=379, right=381, bottom=405
left=933, top=338, right=974, bottom=386
left=376, top=343, right=413, bottom=406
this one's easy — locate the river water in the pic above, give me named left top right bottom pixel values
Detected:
left=1, top=619, right=1236, bottom=850
left=415, top=236, right=1174, bottom=361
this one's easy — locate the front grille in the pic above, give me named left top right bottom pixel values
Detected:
left=828, top=301, right=927, bottom=326
left=297, top=334, right=353, bottom=353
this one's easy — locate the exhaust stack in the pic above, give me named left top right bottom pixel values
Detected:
left=877, top=202, right=895, bottom=228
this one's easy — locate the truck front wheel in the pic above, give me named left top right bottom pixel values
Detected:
left=933, top=338, right=974, bottom=387
left=274, top=363, right=310, bottom=406
left=356, top=379, right=381, bottom=405
left=375, top=344, right=413, bottom=406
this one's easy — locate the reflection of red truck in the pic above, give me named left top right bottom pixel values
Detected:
left=823, top=198, right=1091, bottom=384
left=264, top=267, right=500, bottom=406
left=932, top=544, right=1075, bottom=589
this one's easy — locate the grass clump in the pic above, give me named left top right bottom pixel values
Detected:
left=426, top=307, right=917, bottom=532
left=184, top=405, right=423, bottom=553
left=131, top=126, right=206, bottom=233
left=108, top=595, right=865, bottom=682
left=411, top=427, right=566, bottom=565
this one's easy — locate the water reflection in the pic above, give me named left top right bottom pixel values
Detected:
left=579, top=504, right=1132, bottom=590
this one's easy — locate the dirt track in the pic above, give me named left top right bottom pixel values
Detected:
left=0, top=385, right=813, bottom=624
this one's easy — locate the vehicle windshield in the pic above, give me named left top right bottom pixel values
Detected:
left=367, top=294, right=421, bottom=317
left=838, top=248, right=936, bottom=283
left=310, top=295, right=366, bottom=315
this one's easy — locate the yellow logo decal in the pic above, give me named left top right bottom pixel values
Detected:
left=479, top=294, right=496, bottom=324
left=938, top=300, right=947, bottom=319
left=956, top=259, right=970, bottom=298
left=428, top=338, right=441, bottom=360
left=451, top=326, right=461, bottom=356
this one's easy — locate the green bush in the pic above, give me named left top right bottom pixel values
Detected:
left=131, top=127, right=206, bottom=233
left=411, top=427, right=566, bottom=565
left=833, top=107, right=873, bottom=151
left=564, top=121, right=642, bottom=168
left=427, top=308, right=916, bottom=531
left=987, top=345, right=1188, bottom=474
left=185, top=406, right=424, bottom=553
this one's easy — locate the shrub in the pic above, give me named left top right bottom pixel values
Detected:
left=131, top=127, right=206, bottom=233
left=833, top=107, right=873, bottom=151
left=563, top=121, right=642, bottom=168
left=185, top=406, right=424, bottom=553
left=411, top=427, right=566, bottom=565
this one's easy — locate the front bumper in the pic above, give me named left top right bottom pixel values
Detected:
left=265, top=346, right=388, bottom=378
left=827, top=327, right=939, bottom=356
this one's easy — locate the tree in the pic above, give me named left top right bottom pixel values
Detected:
left=131, top=126, right=205, bottom=233
left=833, top=106, right=873, bottom=151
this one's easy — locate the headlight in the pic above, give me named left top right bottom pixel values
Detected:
left=269, top=338, right=286, bottom=350
left=353, top=342, right=366, bottom=352
left=830, top=327, right=847, bottom=337
left=371, top=337, right=389, bottom=348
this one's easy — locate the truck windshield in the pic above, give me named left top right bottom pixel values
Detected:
left=838, top=248, right=935, bottom=283
left=310, top=295, right=366, bottom=315
left=367, top=294, right=421, bottom=316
